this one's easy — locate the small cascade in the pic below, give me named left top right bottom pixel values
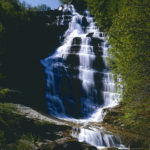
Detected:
left=41, top=4, right=126, bottom=149
left=72, top=127, right=125, bottom=149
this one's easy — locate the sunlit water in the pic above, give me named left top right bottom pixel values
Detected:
left=41, top=4, right=126, bottom=149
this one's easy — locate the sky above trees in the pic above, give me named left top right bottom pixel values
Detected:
left=19, top=0, right=61, bottom=9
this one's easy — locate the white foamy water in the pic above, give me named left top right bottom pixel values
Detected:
left=42, top=4, right=126, bottom=149
left=72, top=126, right=126, bottom=150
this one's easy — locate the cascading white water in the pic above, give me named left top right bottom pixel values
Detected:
left=42, top=4, right=104, bottom=118
left=41, top=4, right=126, bottom=149
left=72, top=126, right=125, bottom=149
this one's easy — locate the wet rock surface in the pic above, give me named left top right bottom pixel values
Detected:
left=98, top=148, right=118, bottom=150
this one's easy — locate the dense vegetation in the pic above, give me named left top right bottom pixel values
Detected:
left=59, top=0, right=71, bottom=4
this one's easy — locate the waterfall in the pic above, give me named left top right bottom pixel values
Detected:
left=41, top=4, right=126, bottom=149
left=72, top=127, right=125, bottom=149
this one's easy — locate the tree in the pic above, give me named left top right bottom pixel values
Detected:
left=59, top=0, right=72, bottom=4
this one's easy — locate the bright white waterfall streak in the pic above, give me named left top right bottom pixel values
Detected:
left=79, top=37, right=95, bottom=92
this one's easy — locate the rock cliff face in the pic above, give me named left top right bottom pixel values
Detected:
left=2, top=9, right=71, bottom=112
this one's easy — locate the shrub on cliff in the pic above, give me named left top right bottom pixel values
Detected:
left=59, top=0, right=72, bottom=4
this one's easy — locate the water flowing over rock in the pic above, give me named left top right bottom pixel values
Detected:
left=42, top=4, right=119, bottom=119
left=41, top=4, right=126, bottom=149
left=72, top=126, right=126, bottom=149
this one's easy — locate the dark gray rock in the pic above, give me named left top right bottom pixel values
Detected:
left=39, top=137, right=97, bottom=150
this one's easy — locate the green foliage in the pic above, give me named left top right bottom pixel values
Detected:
left=108, top=0, right=150, bottom=103
left=30, top=4, right=51, bottom=11
left=0, top=130, right=5, bottom=147
left=85, top=0, right=123, bottom=30
left=119, top=98, right=150, bottom=136
left=0, top=88, right=9, bottom=99
left=16, top=135, right=35, bottom=150
left=59, top=0, right=72, bottom=4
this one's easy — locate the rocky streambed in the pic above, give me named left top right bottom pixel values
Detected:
left=15, top=104, right=98, bottom=150
left=15, top=104, right=125, bottom=150
left=1, top=103, right=149, bottom=150
left=0, top=103, right=96, bottom=150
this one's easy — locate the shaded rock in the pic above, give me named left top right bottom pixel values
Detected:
left=82, top=16, right=88, bottom=27
left=86, top=32, right=94, bottom=37
left=99, top=148, right=118, bottom=150
left=40, top=137, right=97, bottom=150
left=72, top=37, right=82, bottom=45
